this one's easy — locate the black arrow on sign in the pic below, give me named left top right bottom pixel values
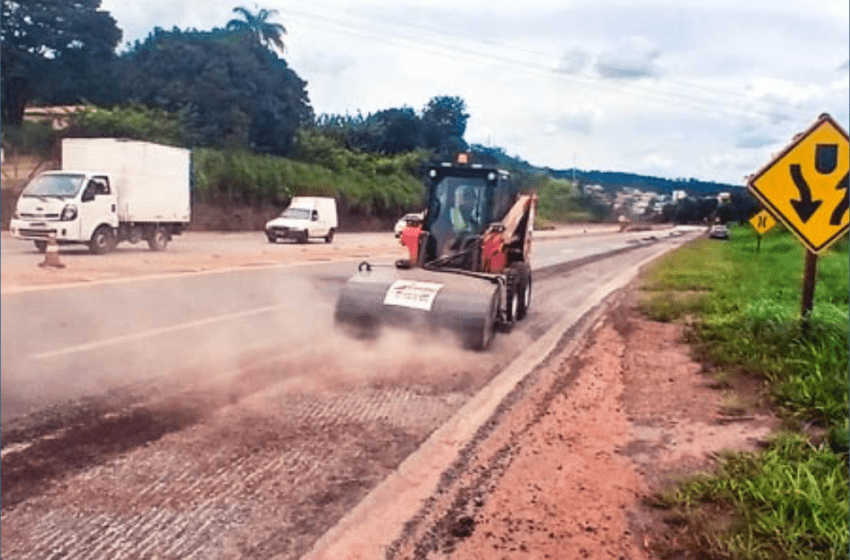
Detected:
left=830, top=172, right=848, bottom=226
left=789, top=164, right=822, bottom=223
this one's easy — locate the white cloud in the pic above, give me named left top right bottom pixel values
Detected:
left=555, top=48, right=590, bottom=74
left=594, top=36, right=662, bottom=80
left=735, top=131, right=780, bottom=149
left=550, top=106, right=603, bottom=135
left=295, top=52, right=356, bottom=78
left=747, top=77, right=823, bottom=106
left=638, top=153, right=674, bottom=173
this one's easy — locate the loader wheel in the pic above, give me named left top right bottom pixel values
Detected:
left=505, top=271, right=521, bottom=323
left=508, top=262, right=532, bottom=321
left=518, top=270, right=532, bottom=320
left=467, top=284, right=500, bottom=351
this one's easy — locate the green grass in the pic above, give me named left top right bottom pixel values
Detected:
left=670, top=433, right=849, bottom=559
left=640, top=224, right=849, bottom=559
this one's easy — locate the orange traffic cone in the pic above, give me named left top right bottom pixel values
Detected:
left=39, top=234, right=65, bottom=269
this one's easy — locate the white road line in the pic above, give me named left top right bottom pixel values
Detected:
left=31, top=303, right=290, bottom=361
left=1, top=253, right=400, bottom=295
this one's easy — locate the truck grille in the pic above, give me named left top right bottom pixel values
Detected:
left=18, top=228, right=57, bottom=238
left=20, top=213, right=60, bottom=220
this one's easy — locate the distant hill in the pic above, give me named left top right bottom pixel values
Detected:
left=467, top=145, right=743, bottom=198
left=545, top=168, right=743, bottom=197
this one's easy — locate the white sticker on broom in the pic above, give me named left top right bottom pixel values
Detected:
left=383, top=280, right=443, bottom=311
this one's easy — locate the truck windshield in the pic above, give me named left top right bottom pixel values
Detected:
left=22, top=174, right=85, bottom=198
left=280, top=208, right=311, bottom=220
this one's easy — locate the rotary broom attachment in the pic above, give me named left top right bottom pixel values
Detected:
left=334, top=262, right=502, bottom=350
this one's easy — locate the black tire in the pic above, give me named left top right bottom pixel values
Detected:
left=34, top=240, right=47, bottom=253
left=267, top=233, right=277, bottom=243
left=518, top=269, right=532, bottom=320
left=325, top=228, right=335, bottom=243
left=505, top=269, right=521, bottom=323
left=508, top=262, right=532, bottom=321
left=298, top=230, right=309, bottom=244
left=89, top=226, right=115, bottom=254
left=467, top=284, right=500, bottom=351
left=147, top=227, right=169, bottom=251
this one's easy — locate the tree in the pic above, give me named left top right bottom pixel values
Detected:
left=421, top=96, right=469, bottom=156
left=120, top=27, right=312, bottom=154
left=226, top=6, right=286, bottom=53
left=366, top=107, right=423, bottom=154
left=1, top=0, right=122, bottom=125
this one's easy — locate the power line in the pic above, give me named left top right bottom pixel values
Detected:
left=281, top=4, right=811, bottom=122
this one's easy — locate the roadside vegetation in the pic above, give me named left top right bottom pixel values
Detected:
left=1, top=103, right=607, bottom=227
left=639, top=225, right=849, bottom=559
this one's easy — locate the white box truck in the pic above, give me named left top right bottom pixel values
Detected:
left=9, top=138, right=191, bottom=254
left=265, top=196, right=338, bottom=243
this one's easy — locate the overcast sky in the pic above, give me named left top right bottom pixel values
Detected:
left=99, top=0, right=849, bottom=185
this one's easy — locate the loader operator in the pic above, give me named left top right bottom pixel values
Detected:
left=450, top=185, right=479, bottom=233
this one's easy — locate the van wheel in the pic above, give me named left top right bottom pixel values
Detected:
left=325, top=228, right=335, bottom=243
left=34, top=240, right=48, bottom=253
left=148, top=227, right=169, bottom=251
left=89, top=226, right=115, bottom=254
left=298, top=230, right=308, bottom=244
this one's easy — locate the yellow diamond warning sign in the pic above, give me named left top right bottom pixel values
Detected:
left=747, top=113, right=849, bottom=253
left=749, top=209, right=777, bottom=235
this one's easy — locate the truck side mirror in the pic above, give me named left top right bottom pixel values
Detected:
left=312, top=210, right=319, bottom=221
left=81, top=187, right=95, bottom=202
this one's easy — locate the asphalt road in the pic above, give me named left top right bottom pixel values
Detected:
left=0, top=226, right=704, bottom=560
left=0, top=227, right=698, bottom=420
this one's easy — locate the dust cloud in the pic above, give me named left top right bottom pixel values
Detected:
left=196, top=277, right=523, bottom=421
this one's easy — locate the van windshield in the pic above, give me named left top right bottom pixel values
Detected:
left=22, top=174, right=85, bottom=198
left=281, top=208, right=311, bottom=220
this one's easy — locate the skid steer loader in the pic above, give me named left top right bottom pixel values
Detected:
left=334, top=153, right=536, bottom=350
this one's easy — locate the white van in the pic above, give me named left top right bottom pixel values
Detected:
left=265, top=196, right=338, bottom=243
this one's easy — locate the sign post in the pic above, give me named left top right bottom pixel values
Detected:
left=746, top=113, right=849, bottom=329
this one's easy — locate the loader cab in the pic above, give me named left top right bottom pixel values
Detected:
left=423, top=160, right=515, bottom=261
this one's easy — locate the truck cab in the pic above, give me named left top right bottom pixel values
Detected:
left=10, top=171, right=118, bottom=253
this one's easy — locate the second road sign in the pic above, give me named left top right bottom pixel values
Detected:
left=749, top=209, right=777, bottom=235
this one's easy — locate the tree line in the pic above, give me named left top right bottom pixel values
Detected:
left=1, top=1, right=470, bottom=161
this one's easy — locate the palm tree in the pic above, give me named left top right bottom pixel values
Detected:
left=226, top=6, right=286, bottom=53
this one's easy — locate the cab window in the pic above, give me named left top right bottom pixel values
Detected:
left=87, top=177, right=110, bottom=196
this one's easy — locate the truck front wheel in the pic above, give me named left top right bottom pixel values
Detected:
left=89, top=226, right=115, bottom=254
left=148, top=227, right=169, bottom=251
left=34, top=240, right=47, bottom=253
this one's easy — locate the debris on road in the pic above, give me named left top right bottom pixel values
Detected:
left=385, top=286, right=777, bottom=560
